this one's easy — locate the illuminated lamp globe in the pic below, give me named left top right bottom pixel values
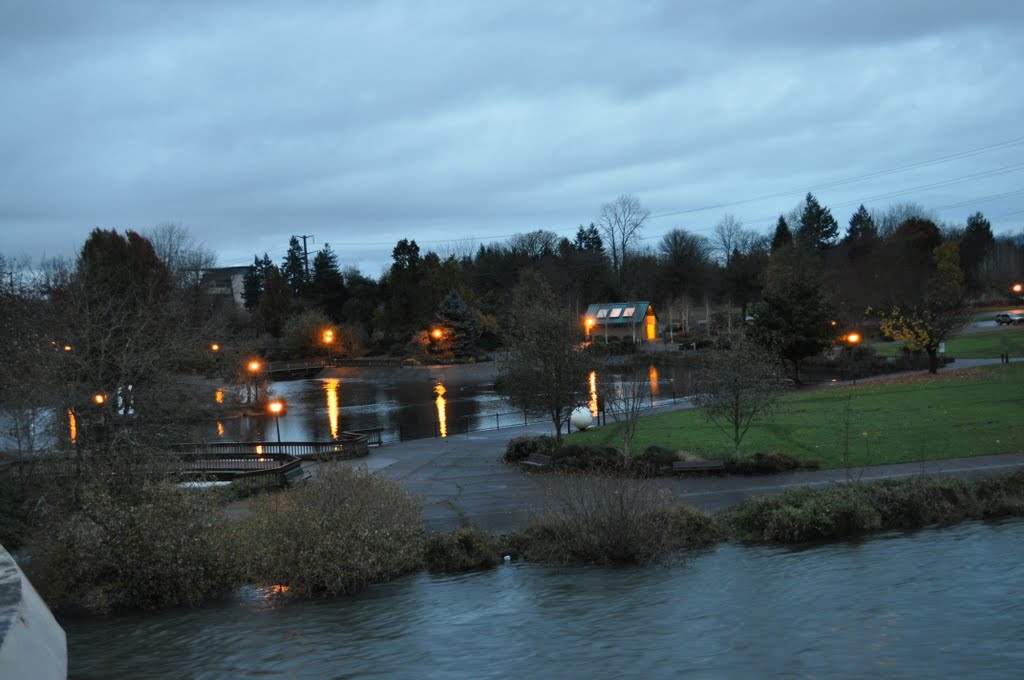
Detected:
left=570, top=406, right=594, bottom=431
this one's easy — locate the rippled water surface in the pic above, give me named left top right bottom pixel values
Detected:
left=64, top=519, right=1024, bottom=679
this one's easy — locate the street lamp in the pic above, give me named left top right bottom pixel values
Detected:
left=432, top=328, right=443, bottom=340
left=845, top=332, right=861, bottom=384
left=93, top=393, right=106, bottom=405
left=322, top=329, right=335, bottom=344
left=210, top=343, right=221, bottom=352
left=1012, top=283, right=1023, bottom=296
left=584, top=317, right=595, bottom=339
left=267, top=399, right=285, bottom=443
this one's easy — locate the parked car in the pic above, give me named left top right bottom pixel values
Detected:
left=994, top=312, right=1024, bottom=325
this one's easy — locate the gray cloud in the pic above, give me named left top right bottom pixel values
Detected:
left=2, top=0, right=1022, bottom=273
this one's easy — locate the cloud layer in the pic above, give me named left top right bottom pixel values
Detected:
left=2, top=0, right=1022, bottom=273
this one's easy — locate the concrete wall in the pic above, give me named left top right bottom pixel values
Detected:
left=0, top=545, right=67, bottom=680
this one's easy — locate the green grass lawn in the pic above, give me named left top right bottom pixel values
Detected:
left=872, top=324, right=1024, bottom=359
left=569, top=363, right=1024, bottom=469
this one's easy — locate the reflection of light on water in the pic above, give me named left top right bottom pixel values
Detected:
left=324, top=378, right=340, bottom=440
left=215, top=388, right=224, bottom=404
left=217, top=422, right=224, bottom=437
left=435, top=383, right=447, bottom=437
left=588, top=371, right=598, bottom=417
left=649, top=365, right=659, bottom=403
left=256, top=444, right=264, bottom=454
left=68, top=409, right=77, bottom=444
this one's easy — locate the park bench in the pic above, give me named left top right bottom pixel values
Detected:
left=670, top=460, right=726, bottom=474
left=521, top=454, right=552, bottom=469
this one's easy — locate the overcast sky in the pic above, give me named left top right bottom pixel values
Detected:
left=2, top=0, right=1023, bottom=276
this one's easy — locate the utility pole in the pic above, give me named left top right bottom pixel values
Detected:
left=294, top=235, right=314, bottom=276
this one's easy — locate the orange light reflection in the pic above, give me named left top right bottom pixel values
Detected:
left=435, top=383, right=447, bottom=437
left=325, top=378, right=340, bottom=440
left=588, top=371, right=598, bottom=417
left=649, top=365, right=659, bottom=403
left=215, top=388, right=224, bottom=404
left=68, top=409, right=77, bottom=444
left=217, top=422, right=225, bottom=437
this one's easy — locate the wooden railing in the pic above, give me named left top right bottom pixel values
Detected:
left=0, top=451, right=304, bottom=486
left=170, top=435, right=371, bottom=459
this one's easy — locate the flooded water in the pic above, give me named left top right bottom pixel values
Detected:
left=63, top=518, right=1024, bottom=679
left=201, top=360, right=696, bottom=444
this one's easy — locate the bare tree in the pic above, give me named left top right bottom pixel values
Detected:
left=146, top=222, right=217, bottom=292
left=712, top=214, right=744, bottom=267
left=692, top=334, right=788, bottom=459
left=597, top=194, right=650, bottom=287
left=498, top=272, right=590, bottom=443
left=600, top=358, right=655, bottom=457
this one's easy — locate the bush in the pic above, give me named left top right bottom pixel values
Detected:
left=423, top=526, right=504, bottom=572
left=231, top=465, right=424, bottom=597
left=725, top=451, right=820, bottom=474
left=26, top=478, right=237, bottom=611
left=510, top=475, right=718, bottom=565
left=724, top=473, right=1024, bottom=543
left=503, top=435, right=555, bottom=463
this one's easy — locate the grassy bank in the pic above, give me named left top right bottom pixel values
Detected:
left=569, top=363, right=1024, bottom=468
left=872, top=324, right=1024, bottom=358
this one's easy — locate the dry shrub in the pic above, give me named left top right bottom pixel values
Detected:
left=423, top=525, right=504, bottom=572
left=232, top=464, right=424, bottom=597
left=26, top=478, right=237, bottom=611
left=511, top=474, right=717, bottom=565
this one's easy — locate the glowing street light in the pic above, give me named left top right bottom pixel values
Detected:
left=322, top=329, right=335, bottom=344
left=267, top=399, right=285, bottom=443
left=93, top=393, right=106, bottom=405
left=584, top=317, right=595, bottom=339
left=431, top=328, right=444, bottom=340
left=1013, top=283, right=1023, bottom=295
left=210, top=343, right=221, bottom=352
left=844, top=332, right=862, bottom=385
left=248, top=360, right=261, bottom=373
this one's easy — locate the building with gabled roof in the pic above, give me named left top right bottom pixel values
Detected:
left=583, top=301, right=658, bottom=343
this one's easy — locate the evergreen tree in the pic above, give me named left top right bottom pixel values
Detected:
left=310, top=244, right=347, bottom=321
left=573, top=223, right=604, bottom=253
left=434, top=289, right=480, bottom=359
left=770, top=215, right=792, bottom=252
left=796, top=192, right=839, bottom=252
left=842, top=204, right=879, bottom=257
left=959, top=211, right=995, bottom=294
left=256, top=264, right=292, bottom=337
left=282, top=236, right=309, bottom=297
left=242, top=253, right=272, bottom=311
left=750, top=246, right=836, bottom=383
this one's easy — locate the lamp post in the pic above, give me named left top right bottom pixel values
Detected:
left=845, top=332, right=861, bottom=384
left=584, top=317, right=595, bottom=340
left=267, top=399, right=285, bottom=444
left=247, top=359, right=262, bottom=404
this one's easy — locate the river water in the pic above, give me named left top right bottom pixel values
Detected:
left=63, top=519, right=1024, bottom=679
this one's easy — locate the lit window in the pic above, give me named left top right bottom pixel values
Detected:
left=623, top=306, right=635, bottom=317
left=596, top=309, right=608, bottom=318
left=610, top=308, right=622, bottom=318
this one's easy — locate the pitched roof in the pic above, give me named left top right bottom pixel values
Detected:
left=583, top=302, right=654, bottom=326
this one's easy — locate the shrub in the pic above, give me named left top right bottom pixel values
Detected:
left=724, top=473, right=1024, bottom=543
left=423, top=526, right=504, bottom=572
left=510, top=475, right=717, bottom=565
left=725, top=451, right=820, bottom=474
left=231, top=465, right=424, bottom=597
left=26, top=478, right=238, bottom=611
left=503, top=435, right=555, bottom=463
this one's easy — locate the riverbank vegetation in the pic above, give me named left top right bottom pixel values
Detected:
left=16, top=464, right=1024, bottom=613
left=569, top=363, right=1024, bottom=468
